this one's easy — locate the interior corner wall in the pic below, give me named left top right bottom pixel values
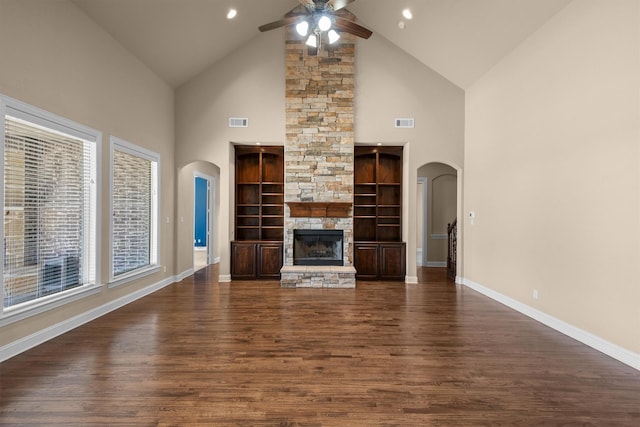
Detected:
left=0, top=0, right=174, bottom=348
left=464, top=0, right=640, bottom=354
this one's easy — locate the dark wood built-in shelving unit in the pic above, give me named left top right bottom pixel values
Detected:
left=232, top=146, right=284, bottom=280
left=353, top=146, right=406, bottom=280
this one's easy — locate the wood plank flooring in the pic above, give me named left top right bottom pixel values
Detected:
left=1, top=266, right=639, bottom=426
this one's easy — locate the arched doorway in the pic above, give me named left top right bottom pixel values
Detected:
left=417, top=162, right=457, bottom=278
left=177, top=161, right=220, bottom=276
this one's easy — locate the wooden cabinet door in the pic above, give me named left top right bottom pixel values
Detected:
left=231, top=242, right=256, bottom=279
left=354, top=243, right=379, bottom=280
left=379, top=243, right=406, bottom=280
left=258, top=243, right=283, bottom=280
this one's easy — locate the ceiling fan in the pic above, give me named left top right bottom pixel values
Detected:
left=258, top=0, right=372, bottom=50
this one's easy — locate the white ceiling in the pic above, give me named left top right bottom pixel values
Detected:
left=72, top=0, right=573, bottom=89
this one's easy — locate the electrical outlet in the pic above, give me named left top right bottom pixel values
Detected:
left=163, top=266, right=167, bottom=273
left=533, top=289, right=539, bottom=300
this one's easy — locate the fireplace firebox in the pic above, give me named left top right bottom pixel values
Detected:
left=293, top=230, right=344, bottom=266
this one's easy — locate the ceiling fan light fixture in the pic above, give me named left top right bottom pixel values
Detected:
left=327, top=29, right=340, bottom=44
left=296, top=20, right=309, bottom=36
left=318, top=15, right=332, bottom=32
left=306, top=34, right=317, bottom=48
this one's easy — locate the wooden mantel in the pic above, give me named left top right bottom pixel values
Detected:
left=286, top=202, right=352, bottom=218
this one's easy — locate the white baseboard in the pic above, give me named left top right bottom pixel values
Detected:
left=405, top=275, right=418, bottom=284
left=219, top=274, right=231, bottom=282
left=426, top=261, right=447, bottom=268
left=461, top=277, right=640, bottom=371
left=177, top=268, right=194, bottom=281
left=0, top=275, right=178, bottom=363
left=213, top=257, right=221, bottom=264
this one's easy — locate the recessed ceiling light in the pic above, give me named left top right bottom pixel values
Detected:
left=398, top=20, right=406, bottom=30
left=402, top=8, right=413, bottom=20
left=227, top=9, right=237, bottom=20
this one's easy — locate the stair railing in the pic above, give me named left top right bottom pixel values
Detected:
left=447, top=219, right=457, bottom=281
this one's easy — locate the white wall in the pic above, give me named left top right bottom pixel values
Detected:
left=0, top=0, right=174, bottom=348
left=464, top=0, right=640, bottom=355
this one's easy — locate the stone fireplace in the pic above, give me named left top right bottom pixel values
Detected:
left=280, top=16, right=357, bottom=288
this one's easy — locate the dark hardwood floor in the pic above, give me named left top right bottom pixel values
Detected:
left=1, top=266, right=639, bottom=426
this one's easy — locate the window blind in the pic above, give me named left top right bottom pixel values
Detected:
left=3, top=116, right=95, bottom=307
left=112, top=149, right=153, bottom=276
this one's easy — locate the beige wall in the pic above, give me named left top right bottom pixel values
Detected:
left=464, top=0, right=640, bottom=353
left=175, top=30, right=465, bottom=280
left=175, top=30, right=286, bottom=279
left=416, top=181, right=424, bottom=261
left=356, top=35, right=465, bottom=280
left=0, top=0, right=174, bottom=347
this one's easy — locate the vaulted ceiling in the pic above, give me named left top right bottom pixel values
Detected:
left=72, top=0, right=573, bottom=89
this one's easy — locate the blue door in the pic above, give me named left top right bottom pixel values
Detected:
left=194, top=177, right=208, bottom=247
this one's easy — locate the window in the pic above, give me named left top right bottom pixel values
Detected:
left=110, top=137, right=159, bottom=283
left=2, top=96, right=99, bottom=311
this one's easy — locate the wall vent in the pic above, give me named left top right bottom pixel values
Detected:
left=395, top=118, right=415, bottom=128
left=229, top=117, right=249, bottom=128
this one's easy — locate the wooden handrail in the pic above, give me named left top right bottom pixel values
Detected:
left=447, top=219, right=457, bottom=281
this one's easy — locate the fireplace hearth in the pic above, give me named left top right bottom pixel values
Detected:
left=293, top=230, right=343, bottom=266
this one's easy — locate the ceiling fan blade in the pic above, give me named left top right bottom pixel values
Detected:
left=327, top=0, right=356, bottom=12
left=334, top=16, right=372, bottom=39
left=259, top=16, right=300, bottom=32
left=286, top=4, right=310, bottom=17
left=298, top=0, right=316, bottom=12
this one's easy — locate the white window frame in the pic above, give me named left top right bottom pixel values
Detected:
left=109, top=136, right=160, bottom=287
left=0, top=94, right=102, bottom=326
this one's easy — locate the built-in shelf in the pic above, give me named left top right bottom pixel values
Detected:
left=353, top=146, right=405, bottom=280
left=232, top=146, right=284, bottom=280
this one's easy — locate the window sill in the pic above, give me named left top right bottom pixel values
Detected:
left=0, top=284, right=102, bottom=327
left=109, top=265, right=162, bottom=289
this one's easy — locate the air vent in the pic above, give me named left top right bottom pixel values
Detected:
left=395, top=118, right=415, bottom=128
left=229, top=117, right=249, bottom=128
